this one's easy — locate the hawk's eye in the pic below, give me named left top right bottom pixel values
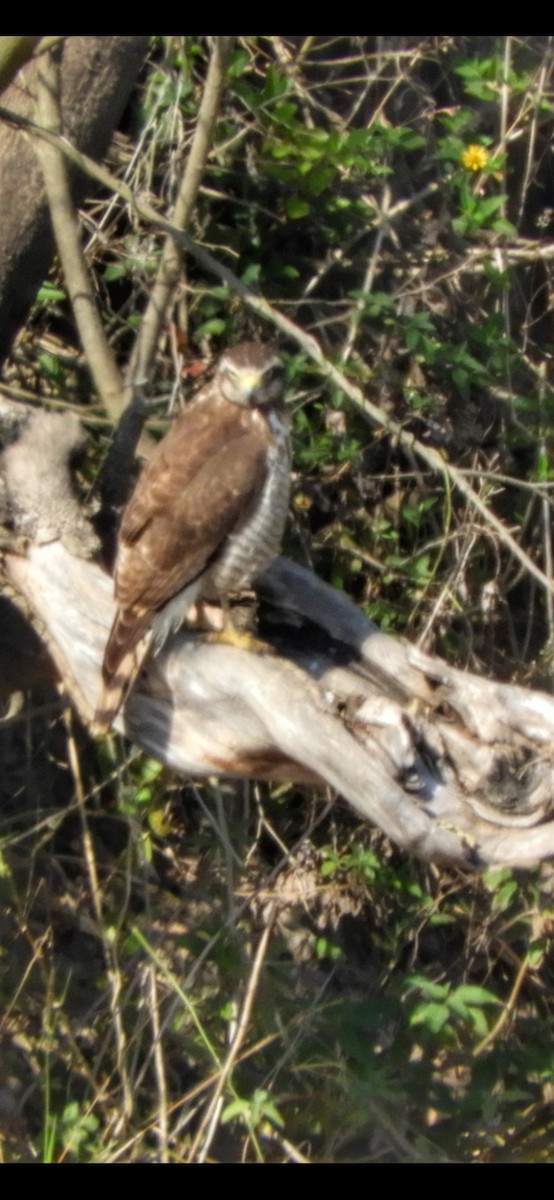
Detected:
left=265, top=363, right=285, bottom=385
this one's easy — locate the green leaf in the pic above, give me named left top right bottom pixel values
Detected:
left=305, top=165, right=335, bottom=195
left=273, top=101, right=298, bottom=124
left=194, top=317, right=227, bottom=337
left=410, top=1002, right=451, bottom=1033
left=451, top=985, right=500, bottom=1007
left=269, top=139, right=294, bottom=159
left=263, top=65, right=289, bottom=102
left=286, top=196, right=310, bottom=219
left=256, top=1095, right=285, bottom=1130
left=467, top=1007, right=489, bottom=1037
left=36, top=282, right=67, bottom=303
left=222, top=1098, right=250, bottom=1123
left=407, top=975, right=448, bottom=1000
left=409, top=554, right=432, bottom=582
left=528, top=944, right=545, bottom=968
left=38, top=352, right=65, bottom=383
left=316, top=936, right=343, bottom=961
left=492, top=217, right=518, bottom=237
left=103, top=263, right=127, bottom=282
left=476, top=195, right=505, bottom=220
left=227, top=48, right=250, bottom=78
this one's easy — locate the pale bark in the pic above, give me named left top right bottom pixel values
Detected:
left=3, top=404, right=554, bottom=871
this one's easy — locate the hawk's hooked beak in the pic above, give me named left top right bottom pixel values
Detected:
left=237, top=368, right=264, bottom=405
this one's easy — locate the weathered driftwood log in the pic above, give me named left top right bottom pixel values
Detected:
left=3, top=405, right=554, bottom=870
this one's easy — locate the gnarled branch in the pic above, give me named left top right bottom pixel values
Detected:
left=3, top=406, right=554, bottom=870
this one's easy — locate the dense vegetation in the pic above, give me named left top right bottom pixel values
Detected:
left=2, top=35, right=554, bottom=1163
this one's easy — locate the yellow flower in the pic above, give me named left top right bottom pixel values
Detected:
left=461, top=144, right=489, bottom=172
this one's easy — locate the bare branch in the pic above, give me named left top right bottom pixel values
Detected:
left=34, top=50, right=125, bottom=420
left=0, top=36, right=42, bottom=96
left=190, top=903, right=276, bottom=1162
left=127, top=36, right=235, bottom=394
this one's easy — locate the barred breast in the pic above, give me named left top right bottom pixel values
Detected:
left=208, top=411, right=291, bottom=594
left=150, top=411, right=290, bottom=649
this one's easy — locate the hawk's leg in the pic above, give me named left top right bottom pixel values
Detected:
left=204, top=592, right=276, bottom=655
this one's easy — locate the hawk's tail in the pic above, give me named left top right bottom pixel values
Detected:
left=94, top=611, right=150, bottom=733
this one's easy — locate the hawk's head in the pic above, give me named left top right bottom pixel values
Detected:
left=218, top=342, right=284, bottom=410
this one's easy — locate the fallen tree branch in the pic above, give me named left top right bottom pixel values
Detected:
left=3, top=406, right=554, bottom=870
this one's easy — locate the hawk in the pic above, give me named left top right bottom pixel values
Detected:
left=96, top=342, right=290, bottom=729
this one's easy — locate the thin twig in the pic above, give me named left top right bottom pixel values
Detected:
left=260, top=1129, right=310, bottom=1164
left=341, top=183, right=392, bottom=363
left=148, top=965, right=169, bottom=1164
left=126, top=36, right=235, bottom=395
left=189, top=902, right=278, bottom=1162
left=0, top=35, right=42, bottom=96
left=499, top=36, right=511, bottom=224
left=538, top=365, right=554, bottom=645
left=33, top=36, right=66, bottom=58
left=34, top=51, right=124, bottom=420
left=64, top=707, right=133, bottom=1125
left=105, top=1017, right=311, bottom=1163
left=517, top=40, right=552, bottom=225
left=473, top=950, right=531, bottom=1056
